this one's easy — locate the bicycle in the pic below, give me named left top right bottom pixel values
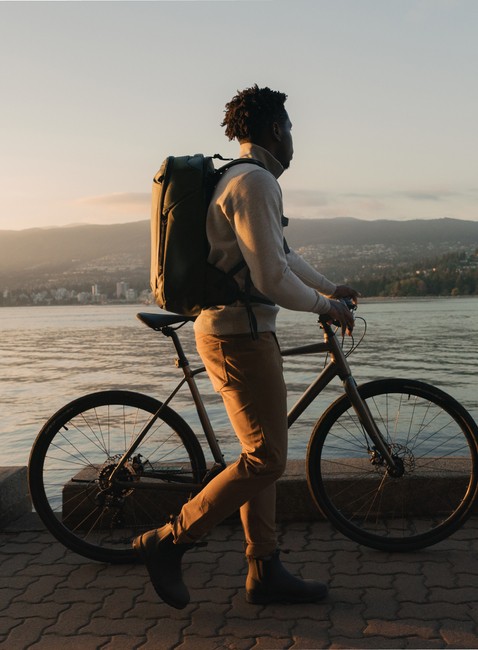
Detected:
left=28, top=304, right=478, bottom=564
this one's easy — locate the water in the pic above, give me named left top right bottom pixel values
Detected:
left=1, top=297, right=477, bottom=466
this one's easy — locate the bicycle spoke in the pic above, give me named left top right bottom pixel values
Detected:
left=29, top=391, right=206, bottom=563
left=308, top=379, right=478, bottom=551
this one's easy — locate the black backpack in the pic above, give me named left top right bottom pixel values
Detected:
left=150, top=153, right=266, bottom=316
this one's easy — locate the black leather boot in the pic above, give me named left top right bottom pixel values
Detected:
left=246, top=550, right=328, bottom=604
left=133, top=524, right=194, bottom=609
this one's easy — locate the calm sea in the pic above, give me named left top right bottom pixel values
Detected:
left=1, top=297, right=477, bottom=466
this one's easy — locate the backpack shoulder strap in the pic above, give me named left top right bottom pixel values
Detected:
left=214, top=157, right=265, bottom=180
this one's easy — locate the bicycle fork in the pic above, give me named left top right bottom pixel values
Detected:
left=327, top=326, right=404, bottom=478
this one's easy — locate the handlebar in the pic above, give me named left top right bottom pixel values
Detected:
left=319, top=296, right=357, bottom=331
left=337, top=296, right=357, bottom=312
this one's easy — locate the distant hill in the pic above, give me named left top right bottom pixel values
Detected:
left=284, top=216, right=478, bottom=248
left=1, top=217, right=478, bottom=290
left=0, top=221, right=150, bottom=273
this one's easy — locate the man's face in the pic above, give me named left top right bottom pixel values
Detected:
left=276, top=113, right=294, bottom=170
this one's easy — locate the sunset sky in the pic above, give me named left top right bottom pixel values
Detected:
left=1, top=0, right=477, bottom=230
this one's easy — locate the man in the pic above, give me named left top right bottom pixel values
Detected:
left=134, top=85, right=358, bottom=609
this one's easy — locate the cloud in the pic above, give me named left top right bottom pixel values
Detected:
left=76, top=192, right=150, bottom=209
left=283, top=186, right=478, bottom=221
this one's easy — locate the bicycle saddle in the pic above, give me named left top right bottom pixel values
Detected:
left=137, top=312, right=195, bottom=331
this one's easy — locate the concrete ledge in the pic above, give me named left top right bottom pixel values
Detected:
left=276, top=459, right=324, bottom=521
left=276, top=458, right=478, bottom=521
left=5, top=458, right=476, bottom=533
left=0, top=466, right=32, bottom=529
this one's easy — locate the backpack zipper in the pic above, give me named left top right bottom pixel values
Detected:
left=158, top=157, right=174, bottom=274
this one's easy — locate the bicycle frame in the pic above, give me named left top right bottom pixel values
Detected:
left=110, top=315, right=400, bottom=484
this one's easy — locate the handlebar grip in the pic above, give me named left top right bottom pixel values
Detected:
left=319, top=297, right=356, bottom=329
left=338, top=296, right=357, bottom=311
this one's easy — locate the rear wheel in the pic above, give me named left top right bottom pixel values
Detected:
left=28, top=390, right=206, bottom=563
left=307, top=379, right=478, bottom=551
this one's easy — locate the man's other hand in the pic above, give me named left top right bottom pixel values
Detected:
left=326, top=299, right=355, bottom=335
left=331, top=285, right=360, bottom=304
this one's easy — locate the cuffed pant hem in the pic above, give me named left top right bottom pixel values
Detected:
left=245, top=542, right=278, bottom=559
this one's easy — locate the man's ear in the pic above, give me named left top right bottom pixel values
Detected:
left=272, top=121, right=282, bottom=141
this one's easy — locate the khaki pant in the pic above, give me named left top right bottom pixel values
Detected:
left=173, top=331, right=288, bottom=557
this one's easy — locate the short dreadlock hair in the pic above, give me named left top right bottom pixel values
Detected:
left=221, top=84, right=288, bottom=142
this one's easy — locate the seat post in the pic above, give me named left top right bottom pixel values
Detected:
left=162, top=326, right=190, bottom=370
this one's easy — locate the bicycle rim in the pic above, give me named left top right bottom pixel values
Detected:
left=28, top=391, right=206, bottom=563
left=307, top=379, right=478, bottom=551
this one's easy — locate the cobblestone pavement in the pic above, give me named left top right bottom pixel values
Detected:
left=1, top=514, right=477, bottom=650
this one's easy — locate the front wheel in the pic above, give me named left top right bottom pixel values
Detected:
left=307, top=379, right=478, bottom=551
left=28, top=391, right=206, bottom=563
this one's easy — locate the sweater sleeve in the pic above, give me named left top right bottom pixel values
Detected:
left=221, top=169, right=332, bottom=315
left=286, top=248, right=337, bottom=296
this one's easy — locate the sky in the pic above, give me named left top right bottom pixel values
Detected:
left=0, top=0, right=477, bottom=230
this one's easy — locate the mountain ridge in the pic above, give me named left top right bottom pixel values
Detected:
left=1, top=217, right=478, bottom=291
left=2, top=217, right=478, bottom=273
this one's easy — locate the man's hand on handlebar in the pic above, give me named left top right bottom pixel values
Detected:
left=331, top=285, right=360, bottom=304
left=326, top=299, right=355, bottom=336
left=325, top=286, right=360, bottom=336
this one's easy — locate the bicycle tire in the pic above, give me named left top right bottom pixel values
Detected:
left=306, top=378, right=478, bottom=551
left=28, top=390, right=207, bottom=563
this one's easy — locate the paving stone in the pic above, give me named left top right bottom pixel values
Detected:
left=30, top=634, right=113, bottom=649
left=359, top=559, right=420, bottom=575
left=0, top=552, right=37, bottom=575
left=221, top=617, right=295, bottom=639
left=328, top=585, right=364, bottom=605
left=364, top=618, right=438, bottom=639
left=290, top=617, right=331, bottom=648
left=361, top=587, right=399, bottom=619
left=338, top=639, right=408, bottom=649
left=428, top=586, right=478, bottom=604
left=399, top=601, right=468, bottom=621
left=58, top=564, right=104, bottom=589
left=192, top=585, right=234, bottom=604
left=178, top=635, right=254, bottom=650
left=11, top=574, right=65, bottom=603
left=455, top=572, right=478, bottom=588
left=2, top=617, right=56, bottom=648
left=333, top=637, right=406, bottom=649
left=251, top=637, right=293, bottom=649
left=258, top=599, right=331, bottom=622
left=143, top=616, right=191, bottom=648
left=404, top=638, right=445, bottom=648
left=3, top=601, right=69, bottom=620
left=183, top=601, right=231, bottom=637
left=48, top=585, right=112, bottom=605
left=329, top=549, right=363, bottom=573
left=100, top=636, right=147, bottom=650
left=0, top=616, right=22, bottom=638
left=19, top=562, right=79, bottom=577
left=393, top=573, right=428, bottom=603
left=101, top=586, right=143, bottom=617
left=1, top=514, right=478, bottom=649
left=329, top=602, right=367, bottom=639
left=332, top=572, right=394, bottom=589
left=439, top=619, right=478, bottom=648
left=80, top=615, right=152, bottom=637
left=422, top=561, right=457, bottom=588
left=214, top=549, right=248, bottom=576
left=43, top=602, right=102, bottom=636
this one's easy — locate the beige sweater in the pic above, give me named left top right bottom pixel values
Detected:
left=194, top=143, right=337, bottom=336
